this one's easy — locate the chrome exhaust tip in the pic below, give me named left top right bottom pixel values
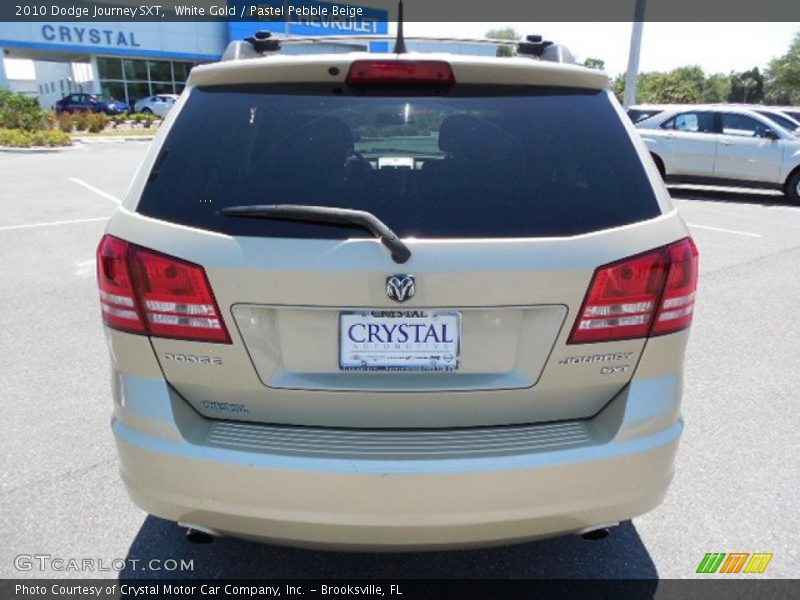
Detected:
left=578, top=522, right=618, bottom=541
left=179, top=522, right=217, bottom=544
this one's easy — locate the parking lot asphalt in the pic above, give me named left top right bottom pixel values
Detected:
left=1, top=142, right=798, bottom=579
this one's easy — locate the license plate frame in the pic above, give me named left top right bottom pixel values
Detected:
left=339, top=310, right=461, bottom=372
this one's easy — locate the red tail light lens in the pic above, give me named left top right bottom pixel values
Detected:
left=568, top=238, right=698, bottom=344
left=651, top=238, right=699, bottom=336
left=129, top=247, right=230, bottom=342
left=346, top=60, right=455, bottom=86
left=97, top=236, right=146, bottom=334
left=96, top=235, right=230, bottom=343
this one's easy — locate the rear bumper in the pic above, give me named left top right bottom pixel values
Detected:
left=115, top=422, right=680, bottom=550
left=110, top=340, right=684, bottom=549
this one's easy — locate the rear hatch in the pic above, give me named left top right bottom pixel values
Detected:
left=106, top=56, right=683, bottom=428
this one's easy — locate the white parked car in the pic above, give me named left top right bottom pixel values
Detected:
left=775, top=106, right=800, bottom=122
left=133, top=94, right=179, bottom=116
left=634, top=105, right=800, bottom=203
left=724, top=104, right=800, bottom=135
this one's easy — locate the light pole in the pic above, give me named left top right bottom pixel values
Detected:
left=623, top=0, right=646, bottom=108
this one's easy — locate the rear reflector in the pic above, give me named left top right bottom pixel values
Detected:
left=568, top=238, right=698, bottom=344
left=346, top=60, right=455, bottom=86
left=96, top=235, right=230, bottom=343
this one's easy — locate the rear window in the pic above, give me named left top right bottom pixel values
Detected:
left=137, top=84, right=660, bottom=238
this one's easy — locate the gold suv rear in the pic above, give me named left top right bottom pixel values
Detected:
left=98, top=41, right=698, bottom=549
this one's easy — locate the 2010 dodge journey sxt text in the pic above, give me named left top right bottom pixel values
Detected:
left=97, top=36, right=698, bottom=549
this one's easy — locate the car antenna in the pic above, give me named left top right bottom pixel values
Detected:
left=393, top=0, right=407, bottom=54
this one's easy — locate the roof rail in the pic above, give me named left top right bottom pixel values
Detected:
left=221, top=33, right=576, bottom=65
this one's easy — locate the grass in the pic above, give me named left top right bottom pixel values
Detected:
left=71, top=128, right=158, bottom=137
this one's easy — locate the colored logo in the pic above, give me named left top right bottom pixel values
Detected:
left=697, top=552, right=773, bottom=574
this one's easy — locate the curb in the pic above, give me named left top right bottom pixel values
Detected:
left=0, top=136, right=155, bottom=152
left=0, top=145, right=81, bottom=154
left=72, top=136, right=156, bottom=144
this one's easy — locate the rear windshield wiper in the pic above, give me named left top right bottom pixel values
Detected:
left=222, top=204, right=411, bottom=264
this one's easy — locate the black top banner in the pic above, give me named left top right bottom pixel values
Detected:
left=2, top=0, right=800, bottom=22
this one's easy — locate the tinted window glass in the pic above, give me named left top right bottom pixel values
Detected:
left=628, top=109, right=662, bottom=123
left=720, top=113, right=771, bottom=137
left=97, top=57, right=123, bottom=79
left=136, top=85, right=660, bottom=239
left=127, top=83, right=150, bottom=106
left=755, top=110, right=796, bottom=131
left=147, top=60, right=172, bottom=81
left=100, top=82, right=125, bottom=103
left=663, top=112, right=715, bottom=133
left=173, top=62, right=194, bottom=82
left=123, top=59, right=148, bottom=81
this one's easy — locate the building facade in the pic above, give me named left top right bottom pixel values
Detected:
left=0, top=22, right=229, bottom=106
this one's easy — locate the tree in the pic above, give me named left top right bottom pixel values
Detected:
left=728, top=67, right=764, bottom=103
left=635, top=68, right=704, bottom=104
left=647, top=73, right=700, bottom=104
left=583, top=58, right=605, bottom=70
left=611, top=73, right=626, bottom=103
left=670, top=66, right=706, bottom=99
left=764, top=31, right=800, bottom=104
left=486, top=27, right=520, bottom=57
left=700, top=73, right=732, bottom=103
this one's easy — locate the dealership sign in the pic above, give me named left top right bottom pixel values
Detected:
left=226, top=1, right=388, bottom=38
left=40, top=24, right=141, bottom=47
left=0, top=22, right=227, bottom=60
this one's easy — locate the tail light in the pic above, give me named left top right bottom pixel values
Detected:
left=651, top=239, right=699, bottom=336
left=569, top=238, right=698, bottom=344
left=96, top=235, right=230, bottom=343
left=97, top=236, right=146, bottom=334
left=346, top=60, right=455, bottom=86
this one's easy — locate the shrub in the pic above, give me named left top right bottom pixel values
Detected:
left=44, top=110, right=59, bottom=130
left=0, top=128, right=32, bottom=147
left=0, top=128, right=71, bottom=148
left=72, top=110, right=91, bottom=131
left=87, top=113, right=108, bottom=133
left=57, top=113, right=74, bottom=133
left=0, top=89, right=46, bottom=131
left=29, top=129, right=71, bottom=146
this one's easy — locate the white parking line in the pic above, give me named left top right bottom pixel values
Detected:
left=0, top=216, right=108, bottom=232
left=69, top=177, right=122, bottom=205
left=687, top=223, right=762, bottom=238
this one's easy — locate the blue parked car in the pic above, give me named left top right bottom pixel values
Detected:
left=54, top=93, right=129, bottom=115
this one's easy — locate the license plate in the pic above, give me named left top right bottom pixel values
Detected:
left=339, top=311, right=460, bottom=372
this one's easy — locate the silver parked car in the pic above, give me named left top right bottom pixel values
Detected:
left=97, top=37, right=698, bottom=549
left=634, top=105, right=800, bottom=203
left=133, top=93, right=179, bottom=117
left=774, top=106, right=800, bottom=122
